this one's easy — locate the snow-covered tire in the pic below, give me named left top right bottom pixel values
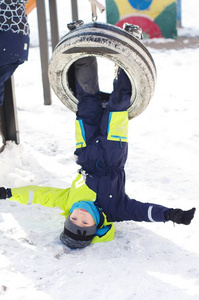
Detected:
left=48, top=22, right=156, bottom=119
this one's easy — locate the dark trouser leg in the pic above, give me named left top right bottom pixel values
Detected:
left=98, top=68, right=132, bottom=167
left=100, top=68, right=132, bottom=136
left=0, top=63, right=20, bottom=106
left=74, top=56, right=103, bottom=155
left=0, top=62, right=22, bottom=151
left=107, top=68, right=132, bottom=111
left=74, top=57, right=103, bottom=146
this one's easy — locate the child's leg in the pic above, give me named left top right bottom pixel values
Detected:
left=74, top=57, right=103, bottom=148
left=0, top=62, right=20, bottom=105
left=100, top=67, right=132, bottom=139
left=107, top=68, right=132, bottom=111
left=75, top=56, right=99, bottom=97
left=99, top=68, right=132, bottom=168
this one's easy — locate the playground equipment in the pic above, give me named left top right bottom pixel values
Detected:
left=49, top=1, right=157, bottom=119
left=1, top=0, right=160, bottom=150
left=105, top=0, right=180, bottom=39
left=49, top=21, right=156, bottom=119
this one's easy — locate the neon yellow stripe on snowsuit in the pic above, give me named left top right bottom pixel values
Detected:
left=75, top=119, right=86, bottom=148
left=107, top=111, right=128, bottom=142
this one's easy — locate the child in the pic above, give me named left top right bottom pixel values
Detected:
left=0, top=57, right=196, bottom=249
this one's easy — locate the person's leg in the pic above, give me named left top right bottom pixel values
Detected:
left=74, top=57, right=103, bottom=148
left=100, top=67, right=131, bottom=136
left=0, top=62, right=20, bottom=105
left=99, top=68, right=132, bottom=168
left=75, top=56, right=99, bottom=97
left=107, top=67, right=132, bottom=111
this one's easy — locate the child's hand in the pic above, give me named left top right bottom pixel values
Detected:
left=167, top=208, right=196, bottom=225
left=0, top=187, right=7, bottom=199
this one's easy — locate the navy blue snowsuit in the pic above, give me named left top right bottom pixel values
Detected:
left=73, top=57, right=169, bottom=224
left=0, top=0, right=29, bottom=105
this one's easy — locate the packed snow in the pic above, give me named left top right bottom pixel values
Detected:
left=0, top=0, right=199, bottom=299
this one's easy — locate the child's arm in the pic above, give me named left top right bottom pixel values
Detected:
left=0, top=185, right=70, bottom=212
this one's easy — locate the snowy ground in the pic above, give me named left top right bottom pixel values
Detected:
left=0, top=0, right=199, bottom=299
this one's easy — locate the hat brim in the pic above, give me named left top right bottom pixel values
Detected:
left=60, top=231, right=92, bottom=249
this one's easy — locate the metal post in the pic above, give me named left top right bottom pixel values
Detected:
left=36, top=0, right=51, bottom=105
left=49, top=0, right=59, bottom=50
left=71, top=0, right=78, bottom=21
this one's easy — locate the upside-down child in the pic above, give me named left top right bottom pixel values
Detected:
left=0, top=57, right=196, bottom=249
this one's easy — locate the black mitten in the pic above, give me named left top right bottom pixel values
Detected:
left=0, top=187, right=7, bottom=199
left=166, top=208, right=196, bottom=225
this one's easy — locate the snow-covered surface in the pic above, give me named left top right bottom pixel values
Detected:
left=0, top=0, right=199, bottom=299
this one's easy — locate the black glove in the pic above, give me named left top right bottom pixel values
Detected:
left=0, top=187, right=7, bottom=199
left=166, top=208, right=196, bottom=225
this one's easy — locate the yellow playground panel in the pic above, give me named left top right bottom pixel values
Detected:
left=106, top=0, right=177, bottom=38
